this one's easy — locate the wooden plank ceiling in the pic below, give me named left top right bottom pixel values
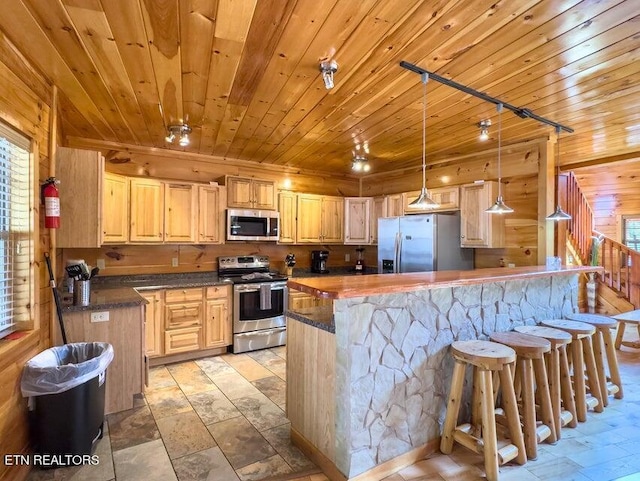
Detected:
left=1, top=0, right=639, bottom=175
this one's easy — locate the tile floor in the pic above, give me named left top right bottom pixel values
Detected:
left=26, top=335, right=640, bottom=481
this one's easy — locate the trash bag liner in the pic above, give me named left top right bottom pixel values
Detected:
left=21, top=342, right=114, bottom=397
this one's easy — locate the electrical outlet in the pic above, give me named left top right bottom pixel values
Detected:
left=508, top=263, right=516, bottom=268
left=96, top=258, right=105, bottom=270
left=91, top=311, right=110, bottom=323
left=172, top=257, right=179, bottom=267
left=345, top=253, right=350, bottom=262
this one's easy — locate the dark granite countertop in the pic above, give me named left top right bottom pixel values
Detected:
left=287, top=306, right=335, bottom=333
left=61, top=287, right=147, bottom=313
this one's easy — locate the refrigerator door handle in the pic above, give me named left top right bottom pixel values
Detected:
left=394, top=232, right=400, bottom=273
left=397, top=232, right=403, bottom=273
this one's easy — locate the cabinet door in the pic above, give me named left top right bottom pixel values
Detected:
left=430, top=186, right=460, bottom=211
left=56, top=147, right=104, bottom=248
left=204, top=298, right=231, bottom=348
left=297, top=194, right=323, bottom=243
left=278, top=191, right=297, bottom=243
left=226, top=176, right=254, bottom=208
left=384, top=194, right=404, bottom=217
left=103, top=172, right=129, bottom=243
left=370, top=196, right=385, bottom=244
left=130, top=178, right=164, bottom=242
left=344, top=197, right=371, bottom=245
left=198, top=185, right=223, bottom=244
left=165, top=183, right=196, bottom=243
left=460, top=181, right=504, bottom=248
left=322, top=196, right=344, bottom=243
left=142, top=290, right=163, bottom=358
left=253, top=179, right=276, bottom=210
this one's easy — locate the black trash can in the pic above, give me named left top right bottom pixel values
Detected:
left=21, top=342, right=114, bottom=468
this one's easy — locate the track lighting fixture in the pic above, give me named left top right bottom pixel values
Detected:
left=165, top=123, right=192, bottom=146
left=409, top=73, right=439, bottom=209
left=319, top=59, right=338, bottom=89
left=478, top=119, right=491, bottom=141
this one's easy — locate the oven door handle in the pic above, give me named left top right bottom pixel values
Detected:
left=234, top=284, right=286, bottom=293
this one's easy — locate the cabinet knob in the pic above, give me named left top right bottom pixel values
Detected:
left=461, top=235, right=465, bottom=238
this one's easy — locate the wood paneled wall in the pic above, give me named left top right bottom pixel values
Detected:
left=571, top=159, right=640, bottom=241
left=0, top=32, right=52, bottom=481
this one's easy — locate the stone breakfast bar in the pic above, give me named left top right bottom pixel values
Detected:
left=285, top=265, right=600, bottom=481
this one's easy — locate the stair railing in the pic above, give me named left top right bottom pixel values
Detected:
left=566, top=172, right=594, bottom=264
left=598, top=234, right=640, bottom=308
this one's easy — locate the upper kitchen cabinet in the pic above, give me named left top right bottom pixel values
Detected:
left=225, top=175, right=276, bottom=210
left=56, top=147, right=105, bottom=248
left=198, top=185, right=225, bottom=244
left=278, top=191, right=297, bottom=244
left=344, top=197, right=371, bottom=245
left=384, top=194, right=404, bottom=217
left=130, top=178, right=164, bottom=243
left=402, top=186, right=459, bottom=214
left=103, top=173, right=129, bottom=244
left=296, top=194, right=344, bottom=244
left=370, top=196, right=385, bottom=245
left=164, top=183, right=197, bottom=243
left=460, top=181, right=505, bottom=248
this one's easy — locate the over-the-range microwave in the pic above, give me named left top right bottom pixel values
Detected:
left=226, top=208, right=279, bottom=241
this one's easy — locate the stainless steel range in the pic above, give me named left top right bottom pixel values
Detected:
left=217, top=256, right=287, bottom=353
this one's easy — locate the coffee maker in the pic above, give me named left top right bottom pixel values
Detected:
left=311, top=250, right=329, bottom=274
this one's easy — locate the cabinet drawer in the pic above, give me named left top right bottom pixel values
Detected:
left=206, top=285, right=230, bottom=299
left=165, top=327, right=201, bottom=354
left=165, top=288, right=203, bottom=303
left=165, top=302, right=202, bottom=329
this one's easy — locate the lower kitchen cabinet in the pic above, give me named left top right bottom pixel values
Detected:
left=289, top=290, right=332, bottom=310
left=144, top=285, right=232, bottom=361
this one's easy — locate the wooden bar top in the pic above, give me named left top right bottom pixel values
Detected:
left=287, top=265, right=602, bottom=300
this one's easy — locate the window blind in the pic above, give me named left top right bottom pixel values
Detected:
left=0, top=122, right=32, bottom=339
left=623, top=218, right=640, bottom=252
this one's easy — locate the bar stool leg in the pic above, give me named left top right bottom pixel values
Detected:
left=614, top=321, right=626, bottom=350
left=582, top=335, right=604, bottom=413
left=591, top=330, right=609, bottom=406
left=519, top=358, right=538, bottom=460
left=479, top=369, right=499, bottom=481
left=602, top=328, right=623, bottom=399
left=441, top=359, right=466, bottom=454
left=546, top=350, right=561, bottom=439
left=498, top=365, right=526, bottom=465
left=571, top=339, right=587, bottom=422
left=558, top=345, right=577, bottom=428
left=533, top=356, right=557, bottom=443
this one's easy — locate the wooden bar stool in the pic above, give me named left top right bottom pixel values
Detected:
left=612, top=309, right=640, bottom=350
left=441, top=340, right=526, bottom=481
left=566, top=313, right=623, bottom=404
left=514, top=325, right=577, bottom=437
left=490, top=332, right=556, bottom=460
left=540, top=319, right=603, bottom=422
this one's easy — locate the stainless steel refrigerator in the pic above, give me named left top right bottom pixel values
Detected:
left=378, top=212, right=473, bottom=273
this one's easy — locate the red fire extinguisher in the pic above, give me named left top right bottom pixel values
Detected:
left=42, top=177, right=60, bottom=229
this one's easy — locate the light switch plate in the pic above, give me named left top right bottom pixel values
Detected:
left=172, top=257, right=179, bottom=267
left=96, top=258, right=105, bottom=270
left=91, top=311, right=109, bottom=323
left=345, top=253, right=350, bottom=262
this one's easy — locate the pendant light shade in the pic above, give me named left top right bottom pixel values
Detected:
left=486, top=103, right=513, bottom=214
left=546, top=126, right=572, bottom=221
left=408, top=73, right=439, bottom=209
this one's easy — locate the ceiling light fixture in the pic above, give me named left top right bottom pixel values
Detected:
left=409, top=73, right=439, bottom=209
left=485, top=103, right=513, bottom=214
left=546, top=126, right=572, bottom=221
left=165, top=123, right=192, bottom=146
left=319, top=59, right=338, bottom=90
left=352, top=154, right=370, bottom=172
left=478, top=119, right=491, bottom=141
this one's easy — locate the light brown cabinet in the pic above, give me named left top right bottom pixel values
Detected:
left=344, top=197, right=371, bottom=245
left=164, top=288, right=203, bottom=355
left=103, top=172, right=129, bottom=243
left=278, top=191, right=297, bottom=244
left=296, top=194, right=344, bottom=243
left=130, top=178, right=164, bottom=242
left=204, top=286, right=231, bottom=349
left=226, top=175, right=276, bottom=210
left=142, top=290, right=163, bottom=358
left=198, top=185, right=225, bottom=244
left=56, top=147, right=105, bottom=248
left=403, top=186, right=459, bottom=213
left=460, top=181, right=505, bottom=248
left=370, top=196, right=385, bottom=244
left=289, top=290, right=332, bottom=310
left=384, top=194, right=404, bottom=217
left=164, top=183, right=197, bottom=243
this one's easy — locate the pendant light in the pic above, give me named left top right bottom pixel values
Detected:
left=485, top=103, right=513, bottom=214
left=546, top=126, right=572, bottom=221
left=409, top=73, right=439, bottom=209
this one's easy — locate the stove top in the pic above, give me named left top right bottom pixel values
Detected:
left=217, top=255, right=288, bottom=284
